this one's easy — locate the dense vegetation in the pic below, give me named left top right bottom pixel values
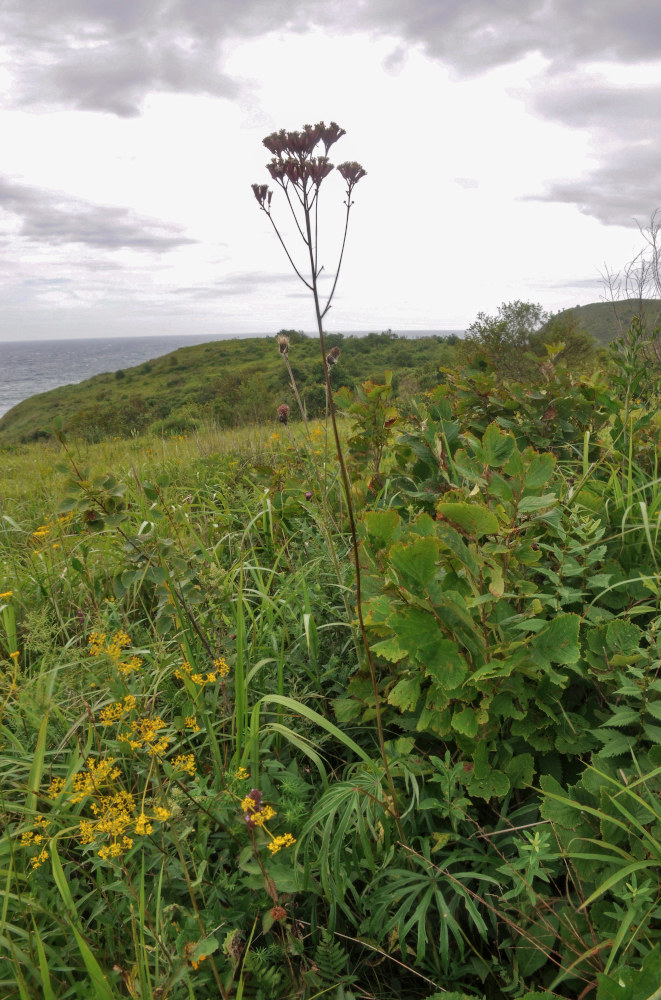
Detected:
left=4, top=299, right=656, bottom=450
left=0, top=330, right=461, bottom=446
left=2, top=312, right=661, bottom=998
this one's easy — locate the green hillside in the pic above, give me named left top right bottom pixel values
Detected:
left=554, top=298, right=661, bottom=344
left=0, top=330, right=458, bottom=445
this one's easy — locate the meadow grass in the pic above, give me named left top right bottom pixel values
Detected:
left=3, top=341, right=661, bottom=998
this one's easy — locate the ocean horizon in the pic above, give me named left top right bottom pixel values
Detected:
left=0, top=330, right=464, bottom=418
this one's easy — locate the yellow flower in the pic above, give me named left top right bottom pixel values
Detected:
left=135, top=813, right=153, bottom=836
left=235, top=767, right=249, bottom=781
left=267, top=833, right=296, bottom=854
left=0, top=591, right=12, bottom=599
left=213, top=656, right=230, bottom=678
left=172, top=753, right=196, bottom=776
left=184, top=716, right=200, bottom=732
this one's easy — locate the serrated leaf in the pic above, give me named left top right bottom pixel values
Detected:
left=387, top=676, right=421, bottom=713
left=389, top=535, right=438, bottom=593
left=601, top=707, right=640, bottom=728
left=436, top=502, right=499, bottom=539
left=363, top=509, right=401, bottom=549
left=521, top=452, right=556, bottom=489
left=605, top=619, right=643, bottom=654
left=451, top=706, right=478, bottom=738
left=370, top=637, right=406, bottom=662
left=532, top=613, right=580, bottom=665
left=425, top=640, right=469, bottom=690
left=645, top=700, right=661, bottom=722
left=482, top=422, right=515, bottom=467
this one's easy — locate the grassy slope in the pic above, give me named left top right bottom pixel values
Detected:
left=554, top=298, right=661, bottom=344
left=0, top=330, right=454, bottom=445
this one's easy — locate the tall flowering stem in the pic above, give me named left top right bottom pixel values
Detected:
left=252, top=124, right=401, bottom=830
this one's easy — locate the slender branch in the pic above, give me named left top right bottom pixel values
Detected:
left=263, top=210, right=313, bottom=290
left=321, top=196, right=352, bottom=318
left=282, top=184, right=309, bottom=245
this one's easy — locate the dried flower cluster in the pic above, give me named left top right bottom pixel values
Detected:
left=252, top=121, right=365, bottom=210
left=277, top=403, right=290, bottom=424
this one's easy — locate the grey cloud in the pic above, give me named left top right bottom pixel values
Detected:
left=0, top=177, right=196, bottom=250
left=3, top=0, right=309, bottom=115
left=4, top=0, right=661, bottom=114
left=4, top=1, right=661, bottom=227
left=527, top=76, right=661, bottom=226
left=532, top=146, right=661, bottom=228
left=174, top=270, right=304, bottom=298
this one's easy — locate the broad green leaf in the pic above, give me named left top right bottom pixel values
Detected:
left=435, top=523, right=479, bottom=576
left=363, top=509, right=401, bottom=549
left=452, top=706, right=479, bottom=738
left=521, top=452, right=556, bottom=490
left=370, top=637, right=406, bottom=662
left=606, top=619, right=642, bottom=654
left=389, top=535, right=438, bottom=593
left=532, top=613, right=580, bottom=665
left=388, top=676, right=422, bottom=713
left=482, top=422, right=515, bottom=467
left=425, top=640, right=469, bottom=690
left=435, top=502, right=499, bottom=539
left=468, top=767, right=510, bottom=800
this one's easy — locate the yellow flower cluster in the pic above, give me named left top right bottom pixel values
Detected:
left=20, top=815, right=50, bottom=868
left=119, top=716, right=170, bottom=756
left=268, top=833, right=296, bottom=855
left=240, top=791, right=295, bottom=853
left=71, top=757, right=121, bottom=803
left=172, top=753, right=196, bottom=776
left=213, top=656, right=230, bottom=678
left=241, top=795, right=276, bottom=827
left=88, top=630, right=142, bottom=677
left=47, top=758, right=172, bottom=862
left=99, top=694, right=136, bottom=726
left=0, top=590, right=12, bottom=600
left=31, top=513, right=72, bottom=547
left=184, top=715, right=200, bottom=732
left=174, top=654, right=230, bottom=685
left=235, top=767, right=249, bottom=781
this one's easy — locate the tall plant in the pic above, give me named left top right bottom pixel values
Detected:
left=251, top=124, right=401, bottom=815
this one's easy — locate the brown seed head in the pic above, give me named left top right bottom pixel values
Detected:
left=318, top=121, right=346, bottom=153
left=326, top=346, right=341, bottom=366
left=277, top=403, right=290, bottom=424
left=277, top=334, right=290, bottom=356
left=270, top=905, right=287, bottom=922
left=308, top=156, right=334, bottom=186
left=262, top=130, right=289, bottom=157
left=337, top=161, right=367, bottom=190
left=251, top=184, right=272, bottom=209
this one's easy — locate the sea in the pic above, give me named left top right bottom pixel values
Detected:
left=0, top=330, right=464, bottom=419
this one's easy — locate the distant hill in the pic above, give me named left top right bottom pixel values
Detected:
left=554, top=299, right=661, bottom=345
left=0, top=330, right=459, bottom=445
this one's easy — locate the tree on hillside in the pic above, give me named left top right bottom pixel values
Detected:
left=463, top=300, right=596, bottom=380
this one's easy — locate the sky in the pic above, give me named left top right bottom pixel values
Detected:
left=1, top=0, right=660, bottom=341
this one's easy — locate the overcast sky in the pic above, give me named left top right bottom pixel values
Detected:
left=1, top=0, right=659, bottom=341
